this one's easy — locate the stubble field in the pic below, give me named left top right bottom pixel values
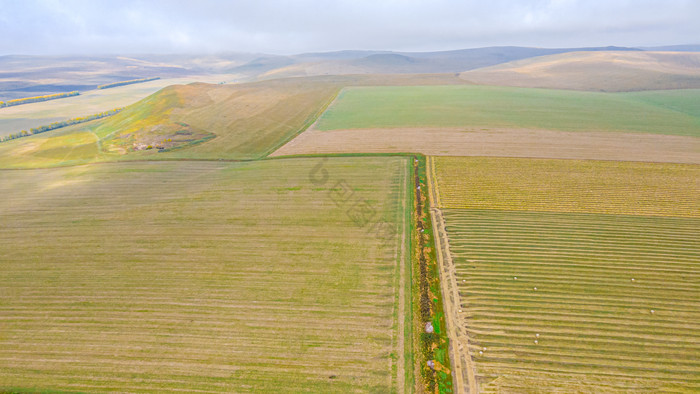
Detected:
left=0, top=157, right=410, bottom=393
left=428, top=156, right=700, bottom=392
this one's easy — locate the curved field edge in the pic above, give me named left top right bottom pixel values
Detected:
left=0, top=80, right=343, bottom=168
left=0, top=76, right=216, bottom=139
left=314, top=85, right=700, bottom=137
left=0, top=74, right=473, bottom=169
left=0, top=157, right=410, bottom=393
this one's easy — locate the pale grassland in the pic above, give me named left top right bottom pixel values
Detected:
left=0, top=157, right=409, bottom=393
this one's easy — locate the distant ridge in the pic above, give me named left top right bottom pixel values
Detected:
left=459, top=51, right=700, bottom=91
left=249, top=45, right=643, bottom=79
left=642, top=44, right=700, bottom=52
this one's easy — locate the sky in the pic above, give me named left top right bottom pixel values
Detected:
left=0, top=0, right=698, bottom=55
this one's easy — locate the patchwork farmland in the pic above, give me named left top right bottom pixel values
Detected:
left=273, top=85, right=700, bottom=161
left=0, top=157, right=411, bottom=392
left=428, top=156, right=700, bottom=392
left=1, top=47, right=699, bottom=393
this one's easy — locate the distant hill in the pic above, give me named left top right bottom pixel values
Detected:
left=642, top=44, right=700, bottom=52
left=459, top=51, right=700, bottom=91
left=0, top=53, right=257, bottom=100
left=4, top=46, right=697, bottom=99
left=249, top=46, right=642, bottom=79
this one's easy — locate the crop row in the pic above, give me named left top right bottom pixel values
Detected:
left=0, top=158, right=407, bottom=392
left=442, top=209, right=700, bottom=392
left=434, top=157, right=700, bottom=218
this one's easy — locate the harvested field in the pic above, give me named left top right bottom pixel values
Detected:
left=427, top=156, right=700, bottom=392
left=442, top=209, right=700, bottom=393
left=315, top=86, right=700, bottom=137
left=271, top=127, right=700, bottom=164
left=433, top=156, right=700, bottom=218
left=0, top=157, right=410, bottom=392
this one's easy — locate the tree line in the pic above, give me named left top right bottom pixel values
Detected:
left=0, top=108, right=123, bottom=143
left=97, top=77, right=160, bottom=90
left=0, top=91, right=79, bottom=108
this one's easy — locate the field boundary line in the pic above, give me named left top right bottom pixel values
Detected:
left=264, top=87, right=343, bottom=158
left=426, top=156, right=442, bottom=208
left=395, top=157, right=409, bottom=393
left=430, top=204, right=478, bottom=393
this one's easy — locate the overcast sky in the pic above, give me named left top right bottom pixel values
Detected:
left=0, top=0, right=698, bottom=55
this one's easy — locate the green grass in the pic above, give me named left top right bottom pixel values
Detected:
left=315, top=85, right=700, bottom=136
left=0, top=77, right=200, bottom=139
left=0, top=157, right=409, bottom=393
left=625, top=89, right=700, bottom=119
left=0, top=79, right=341, bottom=168
left=442, top=209, right=700, bottom=393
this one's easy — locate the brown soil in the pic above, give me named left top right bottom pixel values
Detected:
left=271, top=127, right=700, bottom=164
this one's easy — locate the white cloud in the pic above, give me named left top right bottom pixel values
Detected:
left=0, top=0, right=697, bottom=55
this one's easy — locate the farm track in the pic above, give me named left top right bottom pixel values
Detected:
left=0, top=157, right=409, bottom=392
left=426, top=156, right=475, bottom=393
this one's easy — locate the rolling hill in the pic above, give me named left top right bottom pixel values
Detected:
left=459, top=51, right=700, bottom=91
left=0, top=53, right=255, bottom=100
left=249, top=46, right=641, bottom=79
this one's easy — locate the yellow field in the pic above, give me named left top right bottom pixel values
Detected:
left=433, top=156, right=700, bottom=218
left=428, top=156, right=700, bottom=392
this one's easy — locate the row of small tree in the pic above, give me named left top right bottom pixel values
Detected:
left=97, top=77, right=160, bottom=90
left=0, top=108, right=123, bottom=143
left=0, top=91, right=79, bottom=108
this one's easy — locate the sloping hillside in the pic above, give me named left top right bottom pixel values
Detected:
left=0, top=77, right=343, bottom=167
left=93, top=78, right=343, bottom=158
left=460, top=51, right=700, bottom=91
left=0, top=54, right=255, bottom=101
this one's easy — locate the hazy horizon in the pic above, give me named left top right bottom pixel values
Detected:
left=1, top=0, right=699, bottom=56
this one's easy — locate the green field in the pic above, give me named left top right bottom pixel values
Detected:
left=315, top=85, right=700, bottom=136
left=0, top=157, right=410, bottom=392
left=429, top=156, right=700, bottom=392
left=443, top=209, right=700, bottom=392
